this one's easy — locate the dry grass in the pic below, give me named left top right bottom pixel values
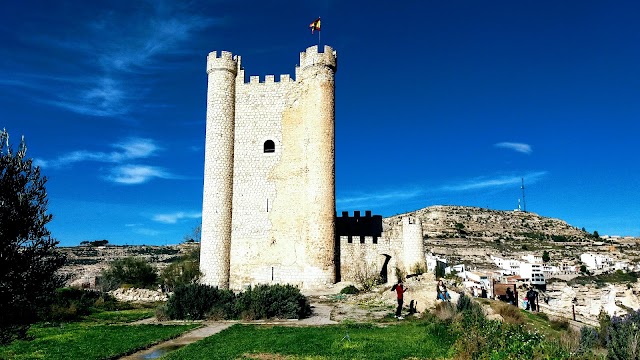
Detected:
left=433, top=301, right=456, bottom=321
left=493, top=302, right=524, bottom=324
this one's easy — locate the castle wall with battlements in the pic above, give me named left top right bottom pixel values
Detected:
left=200, top=45, right=426, bottom=290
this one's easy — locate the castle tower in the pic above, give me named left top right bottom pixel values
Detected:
left=402, top=216, right=426, bottom=274
left=200, top=45, right=337, bottom=290
left=295, top=45, right=338, bottom=285
left=200, top=51, right=238, bottom=288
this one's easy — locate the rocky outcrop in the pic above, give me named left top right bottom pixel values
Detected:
left=109, top=288, right=168, bottom=303
left=542, top=281, right=640, bottom=324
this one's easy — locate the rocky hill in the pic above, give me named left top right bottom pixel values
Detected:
left=59, top=243, right=197, bottom=288
left=59, top=205, right=639, bottom=287
left=384, top=205, right=640, bottom=269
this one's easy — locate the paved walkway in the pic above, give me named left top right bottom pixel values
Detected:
left=119, top=301, right=336, bottom=359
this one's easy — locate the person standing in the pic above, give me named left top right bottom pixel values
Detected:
left=526, top=287, right=538, bottom=311
left=394, top=282, right=408, bottom=319
left=505, top=286, right=515, bottom=305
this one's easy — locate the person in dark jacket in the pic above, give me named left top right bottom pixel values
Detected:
left=526, top=287, right=538, bottom=311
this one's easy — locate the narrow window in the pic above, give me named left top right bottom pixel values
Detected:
left=264, top=140, right=275, bottom=153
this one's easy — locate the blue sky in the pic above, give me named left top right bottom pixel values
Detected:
left=2, top=1, right=639, bottom=246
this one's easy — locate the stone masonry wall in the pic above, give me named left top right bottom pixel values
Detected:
left=200, top=51, right=237, bottom=288
left=203, top=45, right=337, bottom=290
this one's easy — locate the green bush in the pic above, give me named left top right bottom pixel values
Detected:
left=235, top=284, right=311, bottom=320
left=166, top=284, right=235, bottom=320
left=550, top=318, right=570, bottom=331
left=340, top=285, right=360, bottom=295
left=165, top=284, right=311, bottom=321
left=160, top=259, right=201, bottom=291
left=456, top=294, right=473, bottom=313
left=40, top=288, right=127, bottom=322
left=100, top=257, right=158, bottom=291
left=577, top=326, right=598, bottom=354
left=606, top=310, right=640, bottom=360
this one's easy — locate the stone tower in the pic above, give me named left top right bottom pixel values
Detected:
left=200, top=45, right=337, bottom=290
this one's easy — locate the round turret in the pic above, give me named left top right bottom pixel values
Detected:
left=298, top=45, right=337, bottom=72
left=296, top=45, right=338, bottom=286
left=206, top=51, right=238, bottom=74
left=200, top=50, right=238, bottom=289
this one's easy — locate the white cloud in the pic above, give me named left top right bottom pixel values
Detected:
left=107, top=165, right=175, bottom=184
left=36, top=138, right=159, bottom=168
left=337, top=171, right=548, bottom=209
left=133, top=228, right=161, bottom=236
left=440, top=171, right=548, bottom=192
left=337, top=189, right=423, bottom=207
left=152, top=211, right=202, bottom=224
left=494, top=142, right=532, bottom=154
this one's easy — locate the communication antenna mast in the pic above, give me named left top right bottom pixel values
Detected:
left=521, top=177, right=527, bottom=213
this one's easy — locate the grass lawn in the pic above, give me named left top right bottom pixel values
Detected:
left=164, top=321, right=456, bottom=360
left=0, top=309, right=199, bottom=360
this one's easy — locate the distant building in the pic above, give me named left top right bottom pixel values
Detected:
left=522, top=254, right=543, bottom=264
left=520, top=263, right=546, bottom=286
left=581, top=253, right=613, bottom=270
left=491, top=255, right=521, bottom=275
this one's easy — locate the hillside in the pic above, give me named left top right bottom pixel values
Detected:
left=384, top=205, right=639, bottom=269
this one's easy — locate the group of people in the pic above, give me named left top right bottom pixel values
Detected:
left=502, top=285, right=539, bottom=311
left=391, top=279, right=451, bottom=320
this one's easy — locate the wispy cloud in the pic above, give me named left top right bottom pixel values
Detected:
left=337, top=189, right=423, bottom=207
left=133, top=228, right=161, bottom=236
left=107, top=165, right=177, bottom=185
left=152, top=211, right=202, bottom=224
left=337, top=171, right=548, bottom=209
left=494, top=142, right=532, bottom=154
left=4, top=2, right=225, bottom=117
left=439, top=171, right=547, bottom=192
left=36, top=138, right=159, bottom=168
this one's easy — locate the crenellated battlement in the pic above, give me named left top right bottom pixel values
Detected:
left=207, top=50, right=239, bottom=74
left=299, top=45, right=337, bottom=72
left=244, top=73, right=295, bottom=85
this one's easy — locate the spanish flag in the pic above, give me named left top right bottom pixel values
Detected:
left=309, top=17, right=321, bottom=34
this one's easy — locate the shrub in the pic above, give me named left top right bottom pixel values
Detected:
left=166, top=284, right=235, bottom=320
left=340, top=285, right=360, bottom=295
left=456, top=294, right=473, bottom=313
left=410, top=263, right=426, bottom=275
left=550, top=318, right=570, bottom=331
left=100, top=257, right=158, bottom=291
left=495, top=302, right=524, bottom=324
left=160, top=258, right=201, bottom=291
left=606, top=309, right=640, bottom=360
left=165, top=283, right=311, bottom=321
left=234, top=284, right=310, bottom=320
left=40, top=288, right=126, bottom=322
left=352, top=263, right=382, bottom=292
left=598, top=310, right=611, bottom=347
left=434, top=301, right=456, bottom=321
left=577, top=326, right=598, bottom=354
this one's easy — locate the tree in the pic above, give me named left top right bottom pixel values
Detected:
left=0, top=129, right=66, bottom=344
left=593, top=230, right=600, bottom=239
left=161, top=246, right=201, bottom=291
left=183, top=224, right=201, bottom=243
left=542, top=251, right=550, bottom=263
left=99, top=257, right=158, bottom=291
